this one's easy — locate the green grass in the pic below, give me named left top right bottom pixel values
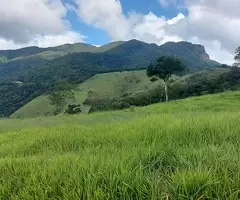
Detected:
left=1, top=91, right=240, bottom=199
left=12, top=71, right=161, bottom=118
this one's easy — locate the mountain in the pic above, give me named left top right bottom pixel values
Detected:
left=4, top=40, right=219, bottom=83
left=0, top=41, right=125, bottom=81
left=0, top=41, right=126, bottom=63
left=0, top=39, right=222, bottom=117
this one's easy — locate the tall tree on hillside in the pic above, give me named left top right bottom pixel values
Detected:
left=234, top=47, right=240, bottom=67
left=48, top=81, right=76, bottom=115
left=147, top=56, right=186, bottom=102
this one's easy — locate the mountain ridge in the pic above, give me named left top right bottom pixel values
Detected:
left=0, top=39, right=219, bottom=83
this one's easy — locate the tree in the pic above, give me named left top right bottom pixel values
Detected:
left=234, top=47, right=240, bottom=67
left=48, top=81, right=76, bottom=115
left=147, top=56, right=186, bottom=102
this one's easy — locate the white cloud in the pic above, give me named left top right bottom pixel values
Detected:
left=190, top=37, right=234, bottom=65
left=0, top=0, right=68, bottom=43
left=30, top=31, right=86, bottom=48
left=74, top=0, right=238, bottom=64
left=0, top=0, right=238, bottom=65
left=166, top=0, right=240, bottom=64
left=75, top=0, right=131, bottom=40
left=74, top=0, right=183, bottom=45
left=130, top=12, right=183, bottom=44
left=0, top=0, right=86, bottom=49
left=0, top=31, right=86, bottom=50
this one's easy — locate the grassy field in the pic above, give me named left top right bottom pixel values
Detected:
left=12, top=71, right=161, bottom=118
left=1, top=91, right=240, bottom=199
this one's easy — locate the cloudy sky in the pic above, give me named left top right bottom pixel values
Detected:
left=0, top=0, right=239, bottom=64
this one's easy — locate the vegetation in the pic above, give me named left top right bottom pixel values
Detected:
left=65, top=104, right=82, bottom=115
left=0, top=40, right=222, bottom=117
left=234, top=46, right=240, bottom=67
left=12, top=71, right=159, bottom=118
left=0, top=82, right=46, bottom=117
left=0, top=39, right=239, bottom=199
left=147, top=56, right=186, bottom=101
left=170, top=67, right=240, bottom=99
left=83, top=67, right=240, bottom=113
left=0, top=92, right=240, bottom=199
left=11, top=67, right=240, bottom=118
left=48, top=81, right=76, bottom=115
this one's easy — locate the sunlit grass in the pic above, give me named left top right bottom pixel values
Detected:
left=1, top=91, right=240, bottom=199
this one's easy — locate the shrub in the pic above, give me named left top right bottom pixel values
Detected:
left=65, top=104, right=81, bottom=115
left=150, top=77, right=158, bottom=82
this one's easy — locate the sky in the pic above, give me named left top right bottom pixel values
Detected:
left=0, top=0, right=239, bottom=64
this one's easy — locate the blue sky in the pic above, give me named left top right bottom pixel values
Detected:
left=67, top=0, right=188, bottom=45
left=0, top=0, right=239, bottom=64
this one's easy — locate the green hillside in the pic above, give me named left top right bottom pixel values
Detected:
left=11, top=71, right=162, bottom=118
left=0, top=40, right=225, bottom=117
left=1, top=92, right=240, bottom=199
left=11, top=67, right=240, bottom=119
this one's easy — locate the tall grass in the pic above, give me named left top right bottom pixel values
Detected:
left=1, top=92, right=240, bottom=199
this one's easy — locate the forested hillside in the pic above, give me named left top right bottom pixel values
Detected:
left=11, top=67, right=240, bottom=118
left=0, top=39, right=222, bottom=117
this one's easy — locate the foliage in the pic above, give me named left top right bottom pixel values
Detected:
left=147, top=56, right=186, bottom=101
left=65, top=104, right=82, bottom=115
left=84, top=68, right=239, bottom=113
left=86, top=86, right=165, bottom=112
left=169, top=67, right=239, bottom=100
left=0, top=82, right=46, bottom=117
left=147, top=56, right=186, bottom=81
left=48, top=81, right=76, bottom=115
left=12, top=71, right=157, bottom=118
left=150, top=77, right=158, bottom=82
left=234, top=46, right=240, bottom=67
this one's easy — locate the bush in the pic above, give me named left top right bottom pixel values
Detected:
left=150, top=77, right=158, bottom=82
left=112, top=101, right=131, bottom=110
left=65, top=104, right=81, bottom=115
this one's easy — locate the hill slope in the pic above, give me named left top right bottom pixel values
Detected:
left=1, top=92, right=240, bottom=199
left=12, top=67, right=240, bottom=119
left=11, top=71, right=161, bottom=118
left=0, top=39, right=223, bottom=117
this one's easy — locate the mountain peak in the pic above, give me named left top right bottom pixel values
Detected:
left=161, top=41, right=210, bottom=60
